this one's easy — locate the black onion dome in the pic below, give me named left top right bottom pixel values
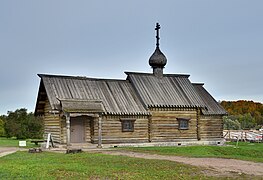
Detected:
left=149, top=47, right=167, bottom=68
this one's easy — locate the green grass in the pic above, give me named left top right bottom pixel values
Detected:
left=0, top=141, right=261, bottom=179
left=0, top=137, right=39, bottom=148
left=0, top=151, right=217, bottom=180
left=122, top=142, right=263, bottom=163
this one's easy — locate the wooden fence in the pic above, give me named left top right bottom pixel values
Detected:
left=223, top=130, right=263, bottom=142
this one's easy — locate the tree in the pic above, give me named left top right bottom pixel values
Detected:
left=0, top=116, right=6, bottom=137
left=221, top=100, right=263, bottom=129
left=4, top=108, right=43, bottom=139
left=223, top=116, right=241, bottom=130
left=238, top=113, right=256, bottom=130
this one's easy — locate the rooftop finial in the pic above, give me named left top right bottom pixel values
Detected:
left=149, top=23, right=167, bottom=78
left=155, top=23, right=160, bottom=48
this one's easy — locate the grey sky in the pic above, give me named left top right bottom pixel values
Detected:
left=0, top=0, right=262, bottom=115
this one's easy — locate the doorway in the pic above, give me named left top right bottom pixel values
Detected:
left=70, top=117, right=85, bottom=143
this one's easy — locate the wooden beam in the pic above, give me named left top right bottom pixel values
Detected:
left=148, top=116, right=152, bottom=142
left=70, top=113, right=96, bottom=117
left=97, top=115, right=102, bottom=148
left=38, top=101, right=46, bottom=104
left=65, top=113, right=71, bottom=147
left=196, top=108, right=201, bottom=141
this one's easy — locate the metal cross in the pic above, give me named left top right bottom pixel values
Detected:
left=155, top=23, right=161, bottom=48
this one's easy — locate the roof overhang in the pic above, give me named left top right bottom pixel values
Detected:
left=58, top=99, right=105, bottom=114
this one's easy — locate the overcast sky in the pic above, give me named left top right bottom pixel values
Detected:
left=0, top=0, right=262, bottom=115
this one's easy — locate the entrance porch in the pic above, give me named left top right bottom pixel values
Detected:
left=59, top=99, right=104, bottom=149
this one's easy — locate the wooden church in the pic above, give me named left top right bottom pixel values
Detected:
left=35, top=23, right=227, bottom=147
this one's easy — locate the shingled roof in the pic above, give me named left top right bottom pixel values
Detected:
left=35, top=72, right=226, bottom=116
left=126, top=72, right=227, bottom=115
left=35, top=74, right=149, bottom=116
left=193, top=83, right=227, bottom=115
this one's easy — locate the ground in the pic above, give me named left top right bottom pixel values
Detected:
left=1, top=147, right=263, bottom=178
left=0, top=147, right=21, bottom=157
left=99, top=149, right=263, bottom=177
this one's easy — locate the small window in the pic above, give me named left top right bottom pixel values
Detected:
left=177, top=118, right=190, bottom=130
left=120, top=118, right=136, bottom=132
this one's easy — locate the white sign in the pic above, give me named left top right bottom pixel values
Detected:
left=19, top=141, right=26, bottom=147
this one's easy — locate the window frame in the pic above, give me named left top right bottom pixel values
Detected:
left=177, top=118, right=190, bottom=130
left=120, top=118, right=136, bottom=132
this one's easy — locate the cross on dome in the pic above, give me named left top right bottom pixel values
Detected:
left=149, top=23, right=167, bottom=77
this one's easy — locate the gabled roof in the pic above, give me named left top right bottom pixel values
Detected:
left=126, top=72, right=205, bottom=108
left=35, top=72, right=227, bottom=116
left=126, top=72, right=227, bottom=115
left=36, top=74, right=149, bottom=116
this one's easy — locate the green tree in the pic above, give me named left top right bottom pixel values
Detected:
left=4, top=108, right=43, bottom=139
left=238, top=113, right=256, bottom=130
left=0, top=116, right=6, bottom=136
left=223, top=116, right=241, bottom=130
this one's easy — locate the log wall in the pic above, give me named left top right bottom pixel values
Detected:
left=85, top=116, right=92, bottom=143
left=150, top=108, right=198, bottom=142
left=43, top=102, right=223, bottom=144
left=92, top=115, right=149, bottom=144
left=60, top=116, right=66, bottom=144
left=199, top=115, right=224, bottom=139
left=43, top=99, right=61, bottom=143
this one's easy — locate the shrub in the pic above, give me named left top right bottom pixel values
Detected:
left=4, top=108, right=43, bottom=139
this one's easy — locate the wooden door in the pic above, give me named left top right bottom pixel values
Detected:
left=70, top=117, right=85, bottom=143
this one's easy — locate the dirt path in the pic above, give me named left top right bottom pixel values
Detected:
left=99, top=150, right=263, bottom=177
left=0, top=147, right=20, bottom=157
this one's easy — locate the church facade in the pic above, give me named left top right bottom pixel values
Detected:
left=35, top=23, right=227, bottom=147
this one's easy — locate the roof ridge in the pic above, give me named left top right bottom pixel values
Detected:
left=192, top=83, right=205, bottom=86
left=125, top=71, right=190, bottom=78
left=38, top=73, right=128, bottom=82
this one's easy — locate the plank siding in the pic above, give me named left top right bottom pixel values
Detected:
left=150, top=109, right=198, bottom=142
left=92, top=116, right=149, bottom=143
left=43, top=99, right=61, bottom=143
left=199, top=115, right=223, bottom=139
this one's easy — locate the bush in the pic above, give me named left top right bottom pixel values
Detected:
left=4, top=108, right=43, bottom=139
left=223, top=116, right=241, bottom=130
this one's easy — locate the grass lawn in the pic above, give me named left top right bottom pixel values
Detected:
left=0, top=151, right=216, bottom=180
left=0, top=140, right=261, bottom=179
left=122, top=142, right=263, bottom=163
left=0, top=137, right=39, bottom=148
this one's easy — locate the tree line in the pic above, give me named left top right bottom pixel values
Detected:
left=220, top=100, right=263, bottom=130
left=0, top=108, right=43, bottom=139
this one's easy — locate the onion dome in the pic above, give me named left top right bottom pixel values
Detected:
left=149, top=47, right=167, bottom=68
